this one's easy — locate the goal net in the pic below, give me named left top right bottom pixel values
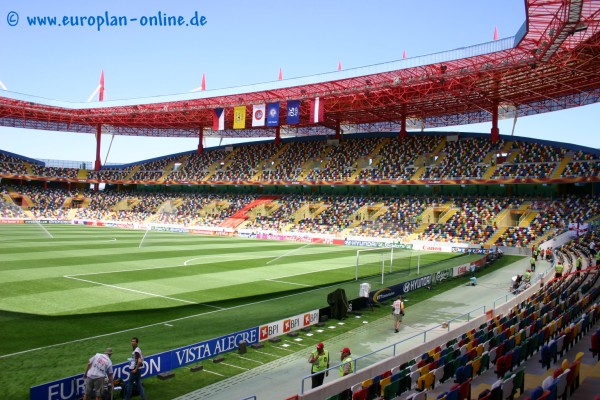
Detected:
left=138, top=199, right=182, bottom=248
left=0, top=194, right=54, bottom=238
left=355, top=247, right=391, bottom=283
left=355, top=247, right=414, bottom=283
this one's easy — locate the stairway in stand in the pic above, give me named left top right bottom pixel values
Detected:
left=219, top=196, right=278, bottom=229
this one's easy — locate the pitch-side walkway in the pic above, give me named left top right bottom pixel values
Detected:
left=175, top=256, right=543, bottom=400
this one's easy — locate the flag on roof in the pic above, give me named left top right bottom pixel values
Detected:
left=252, top=104, right=266, bottom=127
left=233, top=106, right=246, bottom=129
left=99, top=70, right=105, bottom=101
left=266, top=103, right=280, bottom=127
left=213, top=108, right=225, bottom=130
left=286, top=100, right=300, bottom=125
left=310, top=97, right=324, bottom=123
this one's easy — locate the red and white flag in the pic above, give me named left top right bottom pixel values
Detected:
left=99, top=70, right=105, bottom=101
left=310, top=97, right=324, bottom=123
left=212, top=108, right=225, bottom=130
left=252, top=104, right=266, bottom=127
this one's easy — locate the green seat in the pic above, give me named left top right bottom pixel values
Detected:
left=513, top=368, right=525, bottom=397
left=384, top=380, right=400, bottom=400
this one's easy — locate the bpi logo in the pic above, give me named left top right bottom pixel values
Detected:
left=304, top=312, right=318, bottom=326
left=260, top=324, right=278, bottom=340
left=254, top=110, right=263, bottom=120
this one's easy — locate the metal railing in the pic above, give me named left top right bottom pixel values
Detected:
left=300, top=304, right=487, bottom=394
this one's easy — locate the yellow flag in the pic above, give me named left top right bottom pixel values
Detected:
left=233, top=106, right=246, bottom=129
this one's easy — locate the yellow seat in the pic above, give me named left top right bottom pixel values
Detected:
left=379, top=376, right=392, bottom=396
left=362, top=378, right=373, bottom=389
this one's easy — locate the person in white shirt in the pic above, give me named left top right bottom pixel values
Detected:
left=392, top=296, right=405, bottom=333
left=83, top=348, right=114, bottom=400
left=124, top=337, right=146, bottom=400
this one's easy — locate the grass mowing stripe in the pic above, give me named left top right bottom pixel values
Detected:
left=0, top=241, right=352, bottom=267
left=63, top=275, right=200, bottom=305
left=0, top=223, right=485, bottom=399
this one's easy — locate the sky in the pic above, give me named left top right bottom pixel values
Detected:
left=0, top=0, right=598, bottom=166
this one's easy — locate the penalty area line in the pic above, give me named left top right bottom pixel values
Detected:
left=266, top=279, right=311, bottom=287
left=64, top=275, right=200, bottom=305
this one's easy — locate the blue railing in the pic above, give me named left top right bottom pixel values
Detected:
left=300, top=304, right=487, bottom=394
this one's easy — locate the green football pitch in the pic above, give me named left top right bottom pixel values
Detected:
left=0, top=224, right=479, bottom=398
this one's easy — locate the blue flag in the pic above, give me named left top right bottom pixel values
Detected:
left=266, top=102, right=280, bottom=127
left=286, top=100, right=300, bottom=125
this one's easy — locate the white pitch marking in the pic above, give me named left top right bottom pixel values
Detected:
left=202, top=369, right=226, bottom=377
left=266, top=243, right=312, bottom=265
left=236, top=355, right=264, bottom=364
left=220, top=362, right=249, bottom=371
left=0, top=279, right=347, bottom=359
left=284, top=340, right=304, bottom=346
left=251, top=350, right=280, bottom=358
left=266, top=279, right=311, bottom=287
left=273, top=346, right=294, bottom=352
left=64, top=275, right=198, bottom=305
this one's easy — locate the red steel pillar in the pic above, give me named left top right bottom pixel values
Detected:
left=275, top=126, right=281, bottom=145
left=400, top=114, right=408, bottom=139
left=491, top=101, right=500, bottom=143
left=197, top=127, right=204, bottom=154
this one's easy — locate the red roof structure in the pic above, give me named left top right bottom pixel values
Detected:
left=1, top=0, right=599, bottom=142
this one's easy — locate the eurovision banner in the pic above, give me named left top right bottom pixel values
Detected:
left=30, top=328, right=258, bottom=400
left=30, top=310, right=320, bottom=400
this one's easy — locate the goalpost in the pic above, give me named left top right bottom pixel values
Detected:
left=138, top=199, right=179, bottom=248
left=0, top=196, right=53, bottom=239
left=355, top=247, right=394, bottom=284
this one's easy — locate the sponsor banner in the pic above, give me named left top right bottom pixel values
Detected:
left=412, top=240, right=469, bottom=252
left=371, top=275, right=433, bottom=304
left=190, top=229, right=215, bottom=235
left=257, top=232, right=285, bottom=241
left=237, top=232, right=257, bottom=239
left=0, top=218, right=24, bottom=224
left=72, top=219, right=98, bottom=226
left=345, top=238, right=412, bottom=249
left=24, top=219, right=71, bottom=225
left=30, top=351, right=168, bottom=400
left=259, top=309, right=319, bottom=341
left=432, top=268, right=453, bottom=284
left=149, top=225, right=188, bottom=234
left=101, top=221, right=136, bottom=229
left=30, top=328, right=258, bottom=400
left=171, top=328, right=259, bottom=368
left=453, top=258, right=487, bottom=277
left=452, top=247, right=489, bottom=254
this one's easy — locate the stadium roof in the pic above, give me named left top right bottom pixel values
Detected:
left=1, top=0, right=600, bottom=139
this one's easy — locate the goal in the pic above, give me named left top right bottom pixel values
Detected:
left=355, top=247, right=395, bottom=284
